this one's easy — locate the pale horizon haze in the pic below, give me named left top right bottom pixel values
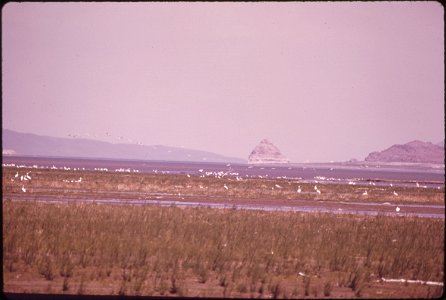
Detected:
left=2, top=2, right=444, bottom=162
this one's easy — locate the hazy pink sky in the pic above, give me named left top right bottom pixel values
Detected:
left=2, top=2, right=444, bottom=162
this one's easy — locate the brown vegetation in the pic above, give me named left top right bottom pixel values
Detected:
left=3, top=201, right=444, bottom=298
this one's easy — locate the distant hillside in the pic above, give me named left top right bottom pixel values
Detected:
left=2, top=129, right=246, bottom=163
left=365, top=140, right=444, bottom=164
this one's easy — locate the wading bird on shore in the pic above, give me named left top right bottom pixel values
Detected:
left=362, top=190, right=368, bottom=196
left=297, top=186, right=302, bottom=193
left=393, top=191, right=398, bottom=196
left=396, top=206, right=400, bottom=212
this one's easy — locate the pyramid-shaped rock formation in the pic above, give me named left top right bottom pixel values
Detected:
left=248, top=139, right=289, bottom=164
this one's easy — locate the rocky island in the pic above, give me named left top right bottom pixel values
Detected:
left=248, top=139, right=289, bottom=164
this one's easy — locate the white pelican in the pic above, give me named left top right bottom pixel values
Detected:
left=21, top=186, right=26, bottom=193
left=224, top=184, right=229, bottom=190
left=297, top=186, right=302, bottom=193
left=316, top=189, right=321, bottom=194
left=362, top=190, right=368, bottom=196
left=393, top=191, right=398, bottom=196
left=395, top=206, right=400, bottom=212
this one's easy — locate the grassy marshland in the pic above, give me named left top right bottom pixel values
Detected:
left=3, top=201, right=444, bottom=298
left=2, top=167, right=445, bottom=204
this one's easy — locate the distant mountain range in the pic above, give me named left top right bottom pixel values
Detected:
left=2, top=129, right=246, bottom=163
left=365, top=140, right=444, bottom=164
left=3, top=129, right=444, bottom=164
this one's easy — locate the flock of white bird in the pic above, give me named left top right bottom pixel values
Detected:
left=68, top=132, right=144, bottom=145
left=174, top=170, right=439, bottom=215
left=10, top=171, right=32, bottom=193
left=4, top=163, right=442, bottom=215
left=62, top=177, right=83, bottom=183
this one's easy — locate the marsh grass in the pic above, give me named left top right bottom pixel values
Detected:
left=324, top=281, right=332, bottom=297
left=62, top=276, right=70, bottom=292
left=3, top=201, right=444, bottom=297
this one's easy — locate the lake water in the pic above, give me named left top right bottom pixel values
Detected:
left=8, top=195, right=444, bottom=219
